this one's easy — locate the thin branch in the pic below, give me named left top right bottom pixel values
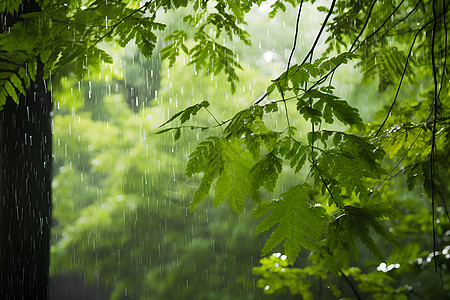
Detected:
left=154, top=125, right=209, bottom=134
left=437, top=0, right=449, bottom=225
left=255, top=1, right=304, bottom=106
left=280, top=2, right=303, bottom=133
left=352, top=0, right=406, bottom=52
left=286, top=2, right=304, bottom=73
left=438, top=0, right=448, bottom=105
left=339, top=268, right=362, bottom=300
left=430, top=0, right=439, bottom=273
left=376, top=123, right=423, bottom=148
left=254, top=92, right=267, bottom=105
left=375, top=128, right=423, bottom=190
left=349, top=0, right=378, bottom=52
left=301, top=0, right=336, bottom=65
left=375, top=19, right=433, bottom=136
left=204, top=107, right=223, bottom=132
left=91, top=1, right=154, bottom=48
left=378, top=0, right=423, bottom=42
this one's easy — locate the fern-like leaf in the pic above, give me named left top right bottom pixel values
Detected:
left=249, top=152, right=283, bottom=192
left=187, top=137, right=223, bottom=209
left=187, top=137, right=257, bottom=212
left=159, top=101, right=210, bottom=128
left=252, top=184, right=328, bottom=265
left=213, top=140, right=255, bottom=212
left=327, top=204, right=400, bottom=263
left=312, top=132, right=386, bottom=204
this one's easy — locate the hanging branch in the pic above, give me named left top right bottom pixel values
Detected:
left=286, top=1, right=304, bottom=73
left=91, top=0, right=155, bottom=48
left=355, top=0, right=406, bottom=50
left=374, top=19, right=434, bottom=137
left=281, top=1, right=304, bottom=134
left=438, top=0, right=449, bottom=225
left=339, top=268, right=362, bottom=300
left=349, top=0, right=378, bottom=52
left=301, top=0, right=336, bottom=65
left=430, top=0, right=439, bottom=273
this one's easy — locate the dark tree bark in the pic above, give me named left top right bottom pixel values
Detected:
left=0, top=2, right=52, bottom=299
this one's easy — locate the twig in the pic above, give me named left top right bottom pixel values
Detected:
left=378, top=0, right=422, bottom=42
left=349, top=0, right=378, bottom=52
left=204, top=107, right=223, bottom=132
left=255, top=1, right=304, bottom=107
left=375, top=128, right=423, bottom=190
left=352, top=0, right=406, bottom=52
left=91, top=1, right=154, bottom=48
left=430, top=0, right=439, bottom=273
left=301, top=0, right=336, bottom=65
left=339, top=268, right=362, bottom=300
left=375, top=19, right=434, bottom=136
left=280, top=2, right=304, bottom=132
left=287, top=2, right=304, bottom=73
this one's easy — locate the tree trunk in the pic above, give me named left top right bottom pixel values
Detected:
left=0, top=62, right=52, bottom=299
left=0, top=2, right=52, bottom=299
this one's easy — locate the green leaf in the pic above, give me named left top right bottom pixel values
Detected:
left=187, top=138, right=256, bottom=212
left=299, top=106, right=322, bottom=125
left=0, top=0, right=22, bottom=14
left=0, top=87, right=8, bottom=109
left=225, top=105, right=264, bottom=139
left=327, top=204, right=400, bottom=263
left=9, top=73, right=25, bottom=95
left=187, top=137, right=223, bottom=209
left=174, top=128, right=181, bottom=141
left=266, top=82, right=276, bottom=96
left=191, top=171, right=218, bottom=210
left=186, top=136, right=222, bottom=177
left=27, top=59, right=37, bottom=82
left=312, top=133, right=386, bottom=203
left=4, top=80, right=17, bottom=103
left=253, top=185, right=328, bottom=265
left=159, top=101, right=210, bottom=128
left=249, top=152, right=283, bottom=192
left=213, top=141, right=255, bottom=212
left=299, top=89, right=364, bottom=129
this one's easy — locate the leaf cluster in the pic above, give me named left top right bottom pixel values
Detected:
left=327, top=203, right=400, bottom=265
left=267, top=52, right=357, bottom=97
left=186, top=137, right=259, bottom=213
left=1, top=0, right=165, bottom=107
left=252, top=184, right=328, bottom=265
left=0, top=0, right=22, bottom=14
left=311, top=131, right=386, bottom=206
left=164, top=89, right=395, bottom=267
left=156, top=100, right=210, bottom=140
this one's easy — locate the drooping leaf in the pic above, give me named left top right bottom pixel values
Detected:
left=252, top=184, right=328, bottom=265
left=159, top=101, right=210, bottom=128
left=213, top=141, right=255, bottom=212
left=327, top=204, right=400, bottom=263
left=187, top=137, right=257, bottom=212
left=249, top=152, right=283, bottom=193
left=187, top=136, right=223, bottom=209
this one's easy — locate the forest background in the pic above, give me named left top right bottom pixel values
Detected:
left=0, top=0, right=449, bottom=299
